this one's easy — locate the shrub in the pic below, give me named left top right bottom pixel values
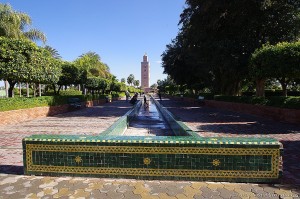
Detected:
left=0, top=96, right=85, bottom=112
left=214, top=95, right=300, bottom=109
left=84, top=94, right=107, bottom=101
left=282, top=97, right=300, bottom=109
left=175, top=93, right=215, bottom=100
left=59, top=89, right=82, bottom=96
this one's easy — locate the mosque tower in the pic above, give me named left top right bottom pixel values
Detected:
left=141, top=53, right=150, bottom=92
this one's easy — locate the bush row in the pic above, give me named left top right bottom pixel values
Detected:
left=0, top=93, right=118, bottom=112
left=213, top=95, right=300, bottom=109
left=177, top=93, right=215, bottom=100
left=242, top=90, right=300, bottom=97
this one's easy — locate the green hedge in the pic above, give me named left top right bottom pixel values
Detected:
left=214, top=95, right=300, bottom=109
left=0, top=94, right=112, bottom=112
left=176, top=93, right=215, bottom=100
left=241, top=90, right=300, bottom=97
left=0, top=96, right=78, bottom=112
left=59, top=90, right=83, bottom=96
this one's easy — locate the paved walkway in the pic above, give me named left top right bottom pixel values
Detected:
left=0, top=98, right=300, bottom=198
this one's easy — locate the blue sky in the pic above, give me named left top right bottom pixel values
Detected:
left=0, top=0, right=185, bottom=87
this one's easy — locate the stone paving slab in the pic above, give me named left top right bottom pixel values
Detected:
left=0, top=98, right=300, bottom=198
left=0, top=174, right=299, bottom=199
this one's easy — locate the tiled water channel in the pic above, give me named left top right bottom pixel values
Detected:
left=23, top=96, right=283, bottom=182
left=124, top=97, right=174, bottom=136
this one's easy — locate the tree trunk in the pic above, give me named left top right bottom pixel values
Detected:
left=33, top=84, right=36, bottom=97
left=39, top=83, right=42, bottom=97
left=256, top=79, right=265, bottom=97
left=26, top=83, right=30, bottom=97
left=19, top=82, right=22, bottom=97
left=52, top=84, right=58, bottom=95
left=7, top=80, right=16, bottom=98
left=5, top=80, right=9, bottom=98
left=57, top=85, right=62, bottom=94
left=279, top=78, right=288, bottom=97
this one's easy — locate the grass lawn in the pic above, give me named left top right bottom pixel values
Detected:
left=0, top=90, right=5, bottom=97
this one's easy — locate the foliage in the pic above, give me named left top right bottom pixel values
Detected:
left=56, top=61, right=86, bottom=94
left=0, top=95, right=81, bottom=112
left=0, top=37, right=61, bottom=97
left=157, top=76, right=177, bottom=94
left=250, top=41, right=300, bottom=96
left=182, top=93, right=214, bottom=100
left=120, top=78, right=126, bottom=83
left=74, top=51, right=111, bottom=79
left=0, top=92, right=128, bottom=112
left=59, top=89, right=82, bottom=96
left=161, top=0, right=300, bottom=95
left=84, top=94, right=108, bottom=101
left=127, top=74, right=135, bottom=86
left=214, top=95, right=300, bottom=109
left=133, top=79, right=140, bottom=88
left=0, top=3, right=46, bottom=43
left=44, top=45, right=61, bottom=59
left=85, top=77, right=109, bottom=94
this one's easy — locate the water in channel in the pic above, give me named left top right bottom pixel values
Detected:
left=123, top=97, right=175, bottom=136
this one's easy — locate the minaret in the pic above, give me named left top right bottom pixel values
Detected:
left=141, top=53, right=150, bottom=92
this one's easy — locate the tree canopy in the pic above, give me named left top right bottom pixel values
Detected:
left=0, top=37, right=61, bottom=97
left=127, top=74, right=135, bottom=86
left=74, top=51, right=111, bottom=79
left=161, top=0, right=300, bottom=95
left=0, top=3, right=46, bottom=43
left=250, top=41, right=300, bottom=96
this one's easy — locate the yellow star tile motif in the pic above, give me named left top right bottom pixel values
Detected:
left=75, top=156, right=82, bottom=163
left=212, top=159, right=220, bottom=166
left=143, top=158, right=151, bottom=165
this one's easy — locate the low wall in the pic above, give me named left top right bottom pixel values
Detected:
left=0, top=105, right=70, bottom=126
left=0, top=99, right=108, bottom=126
left=204, top=100, right=300, bottom=124
left=23, top=135, right=282, bottom=183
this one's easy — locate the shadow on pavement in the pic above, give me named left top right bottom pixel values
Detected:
left=50, top=101, right=133, bottom=118
left=162, top=101, right=300, bottom=135
left=0, top=165, right=23, bottom=175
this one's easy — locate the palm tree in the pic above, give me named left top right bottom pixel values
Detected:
left=0, top=3, right=47, bottom=97
left=0, top=3, right=46, bottom=42
left=127, top=74, right=135, bottom=86
left=76, top=51, right=111, bottom=78
left=44, top=45, right=61, bottom=59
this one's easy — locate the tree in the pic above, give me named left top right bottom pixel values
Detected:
left=157, top=76, right=177, bottom=94
left=127, top=74, right=135, bottom=86
left=250, top=41, right=300, bottom=96
left=0, top=37, right=60, bottom=97
left=36, top=50, right=62, bottom=96
left=44, top=45, right=61, bottom=59
left=57, top=62, right=81, bottom=94
left=74, top=51, right=111, bottom=78
left=150, top=83, right=158, bottom=90
left=0, top=3, right=47, bottom=97
left=133, top=80, right=140, bottom=88
left=162, top=0, right=300, bottom=95
left=120, top=78, right=126, bottom=83
left=0, top=3, right=46, bottom=43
